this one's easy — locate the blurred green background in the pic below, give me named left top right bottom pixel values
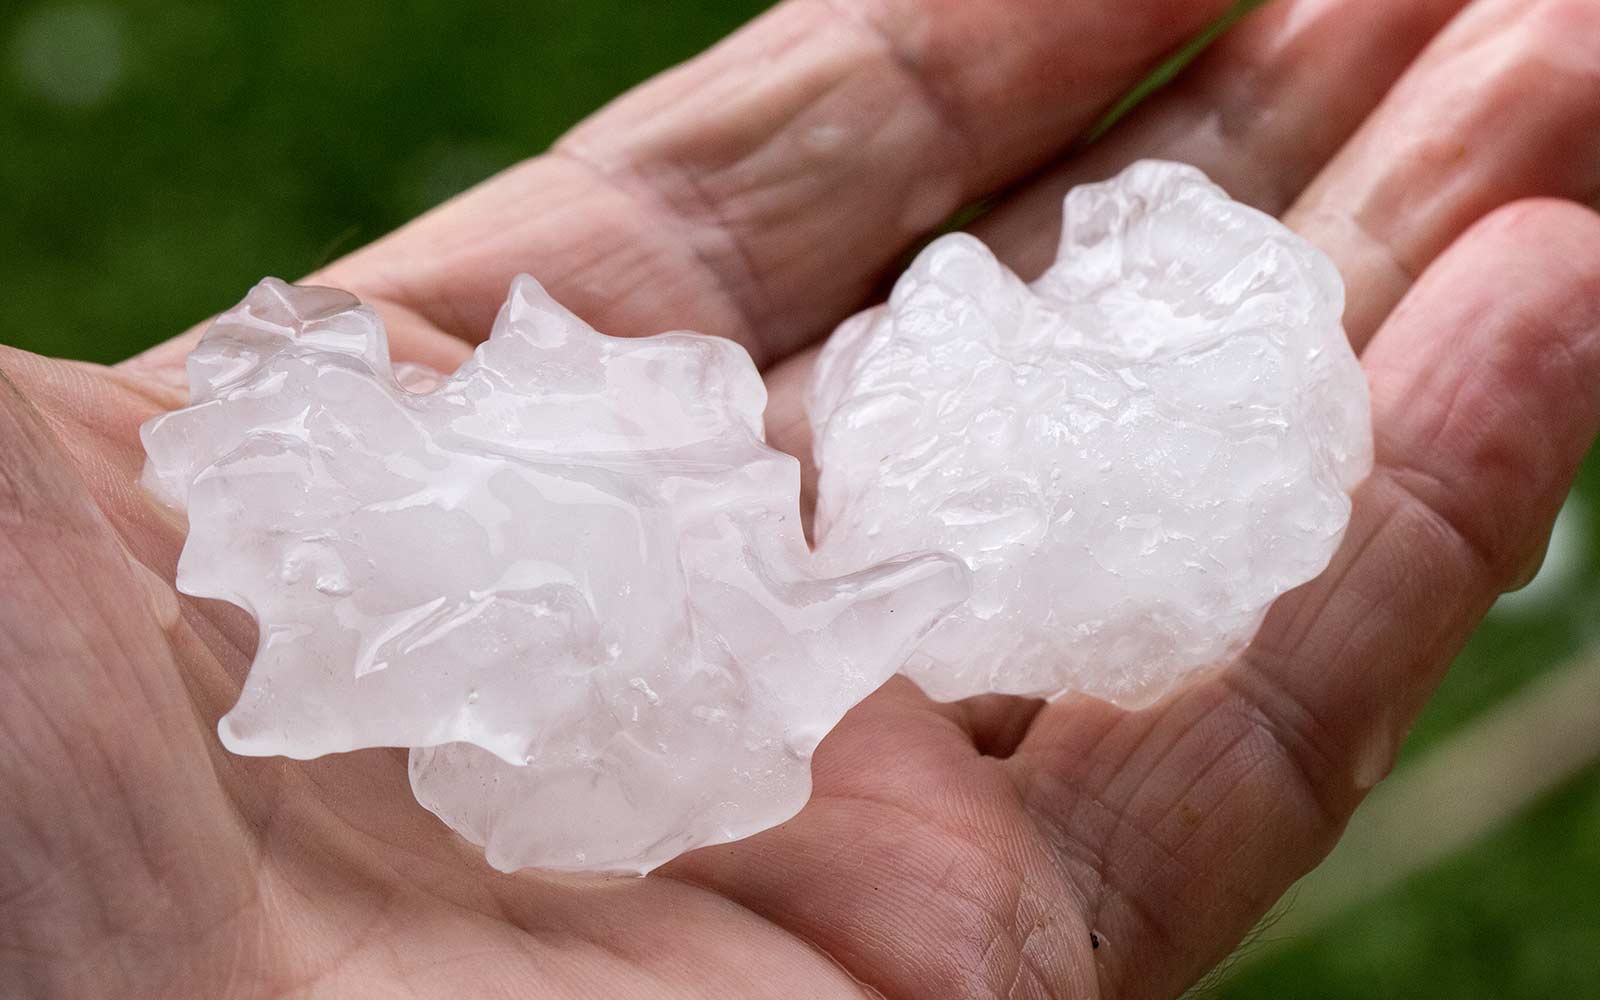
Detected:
left=4, top=1, right=1598, bottom=996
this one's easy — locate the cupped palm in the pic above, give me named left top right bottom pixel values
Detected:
left=6, top=0, right=1600, bottom=997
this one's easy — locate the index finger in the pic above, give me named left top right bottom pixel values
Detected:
left=129, top=0, right=1234, bottom=376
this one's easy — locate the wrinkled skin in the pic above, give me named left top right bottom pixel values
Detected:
left=4, top=1, right=1600, bottom=997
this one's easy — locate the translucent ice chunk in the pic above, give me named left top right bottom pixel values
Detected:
left=143, top=275, right=968, bottom=873
left=808, top=160, right=1372, bottom=704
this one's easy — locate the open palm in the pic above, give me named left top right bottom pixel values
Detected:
left=6, top=1, right=1600, bottom=997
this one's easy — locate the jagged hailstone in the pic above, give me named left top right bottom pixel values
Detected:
left=808, top=160, right=1373, bottom=704
left=141, top=276, right=968, bottom=874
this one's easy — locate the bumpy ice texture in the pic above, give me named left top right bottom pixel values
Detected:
left=141, top=276, right=968, bottom=873
left=808, top=161, right=1372, bottom=704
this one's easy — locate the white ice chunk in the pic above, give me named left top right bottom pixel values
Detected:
left=808, top=161, right=1372, bottom=704
left=142, top=275, right=968, bottom=873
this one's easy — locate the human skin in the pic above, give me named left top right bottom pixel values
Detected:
left=4, top=0, right=1600, bottom=997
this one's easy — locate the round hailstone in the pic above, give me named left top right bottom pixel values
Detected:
left=142, top=275, right=968, bottom=874
left=808, top=160, right=1372, bottom=705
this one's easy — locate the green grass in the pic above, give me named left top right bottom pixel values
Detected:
left=0, top=0, right=772, bottom=363
left=1221, top=766, right=1600, bottom=999
left=4, top=0, right=1597, bottom=995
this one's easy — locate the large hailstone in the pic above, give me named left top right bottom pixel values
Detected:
left=809, top=160, right=1372, bottom=704
left=142, top=275, right=968, bottom=874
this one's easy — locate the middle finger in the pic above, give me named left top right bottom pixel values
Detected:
left=768, top=0, right=1600, bottom=488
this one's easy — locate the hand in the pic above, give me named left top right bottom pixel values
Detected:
left=5, top=1, right=1600, bottom=997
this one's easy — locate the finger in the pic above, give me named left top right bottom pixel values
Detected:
left=1285, top=0, right=1600, bottom=349
left=769, top=0, right=1600, bottom=525
left=761, top=0, right=1472, bottom=522
left=969, top=0, right=1471, bottom=280
left=1011, top=199, right=1600, bottom=999
left=973, top=0, right=1600, bottom=353
left=1246, top=197, right=1600, bottom=806
left=130, top=0, right=1234, bottom=377
left=762, top=350, right=820, bottom=524
left=761, top=0, right=1472, bottom=502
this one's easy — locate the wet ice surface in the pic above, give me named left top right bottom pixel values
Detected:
left=142, top=275, right=967, bottom=873
left=808, top=161, right=1373, bottom=704
left=143, top=159, right=1372, bottom=873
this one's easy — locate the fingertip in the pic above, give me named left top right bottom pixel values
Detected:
left=1461, top=195, right=1600, bottom=260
